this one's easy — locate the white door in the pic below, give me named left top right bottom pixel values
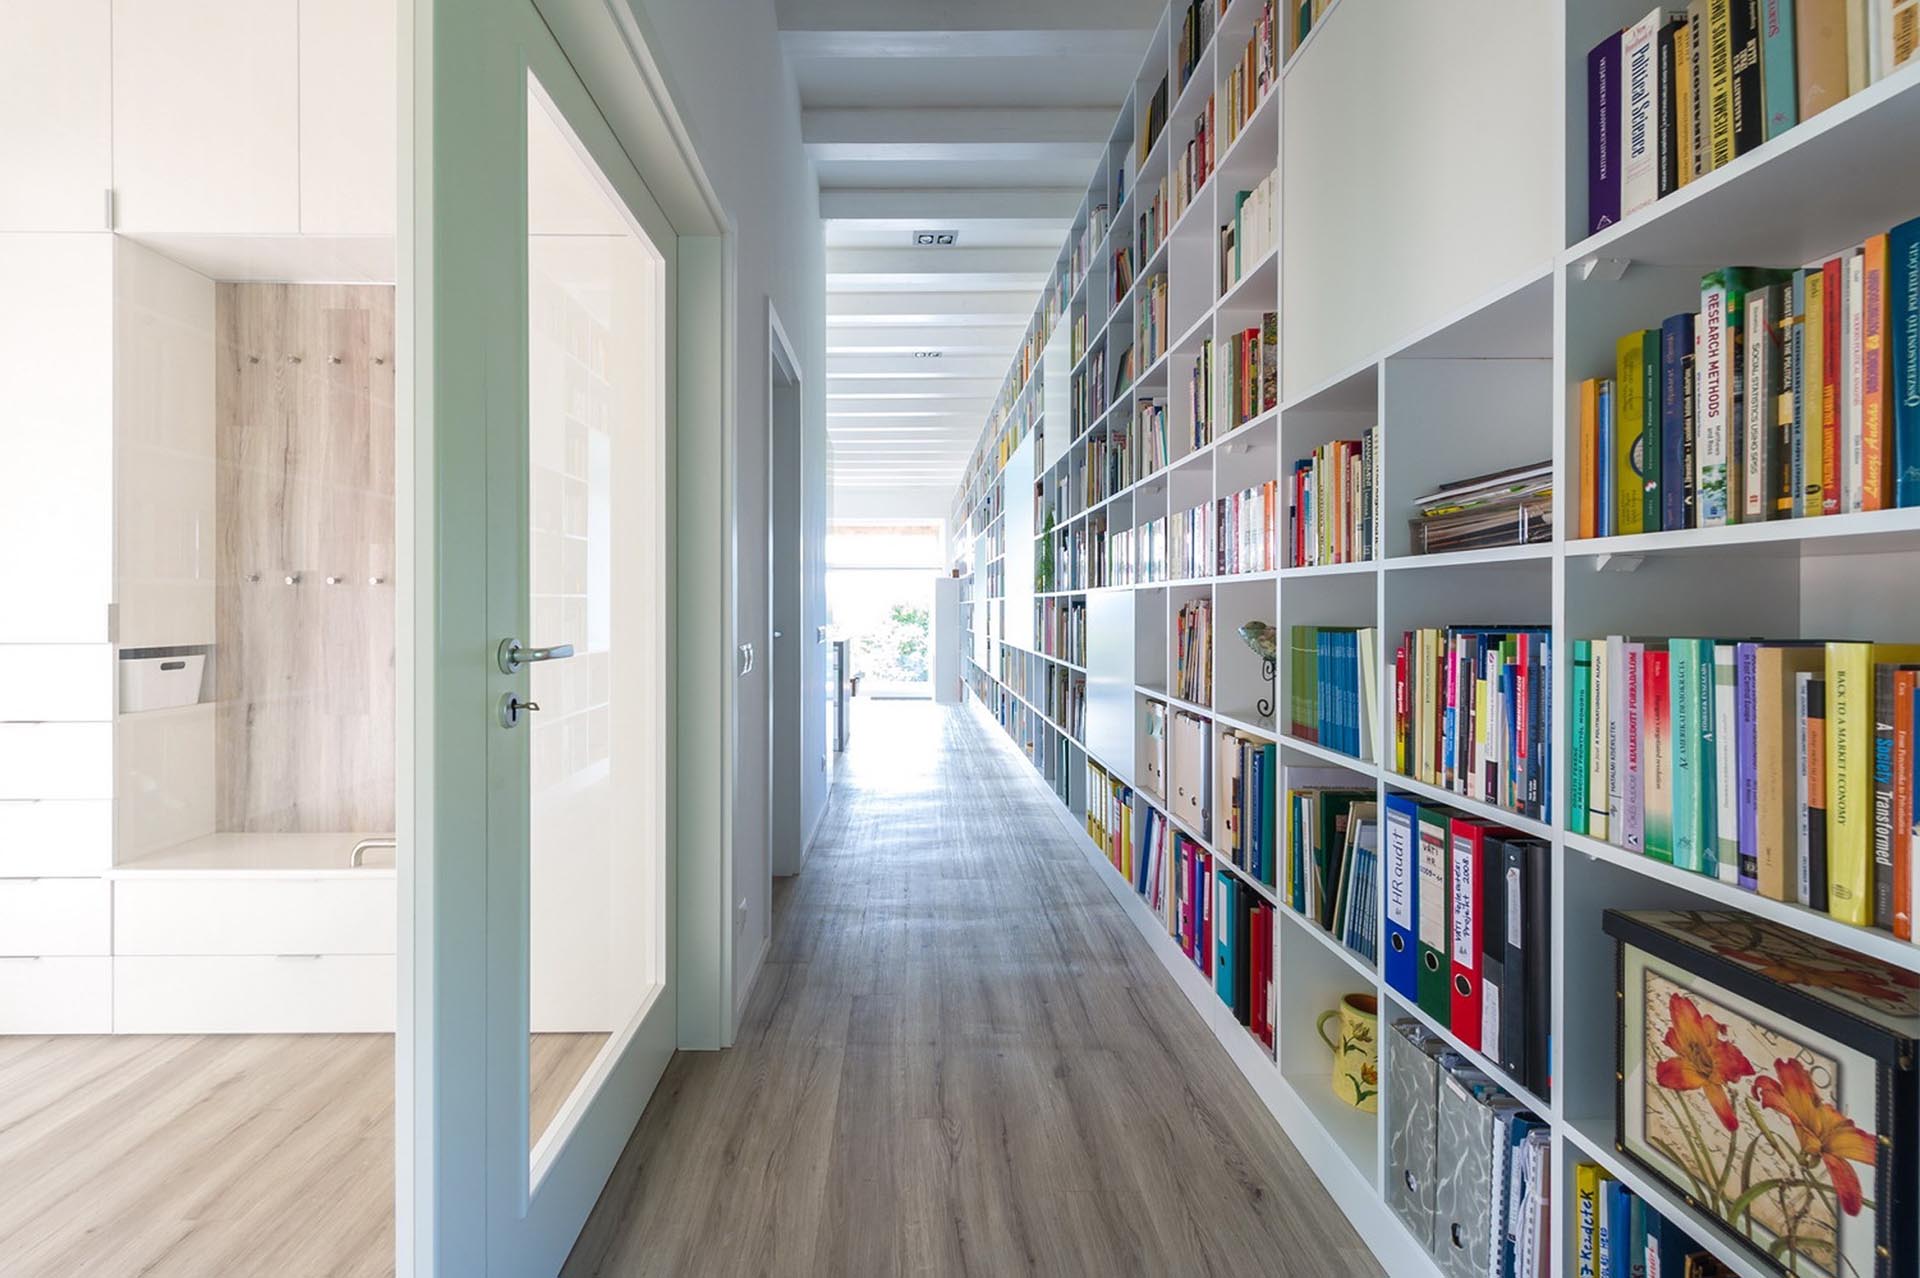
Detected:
left=403, top=5, right=684, bottom=1271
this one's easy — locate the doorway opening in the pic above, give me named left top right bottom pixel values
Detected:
left=826, top=521, right=945, bottom=700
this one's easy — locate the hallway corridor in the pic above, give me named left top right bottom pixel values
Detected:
left=564, top=700, right=1382, bottom=1277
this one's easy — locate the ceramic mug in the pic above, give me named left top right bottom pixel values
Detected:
left=1315, top=992, right=1379, bottom=1113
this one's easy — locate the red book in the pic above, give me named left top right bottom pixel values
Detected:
left=1448, top=816, right=1517, bottom=1053
left=1395, top=643, right=1410, bottom=772
left=1821, top=256, right=1843, bottom=516
left=1896, top=670, right=1916, bottom=941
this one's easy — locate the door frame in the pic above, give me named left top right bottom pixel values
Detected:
left=399, top=0, right=737, bottom=1272
left=767, top=303, right=804, bottom=882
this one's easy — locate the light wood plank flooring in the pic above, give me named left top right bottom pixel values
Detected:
left=0, top=1031, right=603, bottom=1276
left=563, top=699, right=1382, bottom=1277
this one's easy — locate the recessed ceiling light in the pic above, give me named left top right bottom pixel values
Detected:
left=912, top=350, right=942, bottom=358
left=913, top=230, right=959, bottom=246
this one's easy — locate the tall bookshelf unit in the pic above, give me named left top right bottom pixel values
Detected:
left=949, top=4, right=1920, bottom=1277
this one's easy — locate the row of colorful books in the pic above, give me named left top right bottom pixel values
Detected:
left=1075, top=346, right=1109, bottom=438
left=1222, top=1, right=1278, bottom=147
left=1287, top=430, right=1375, bottom=567
left=1186, top=337, right=1215, bottom=449
left=1087, top=759, right=1136, bottom=884
left=1042, top=664, right=1085, bottom=741
left=1574, top=1164, right=1730, bottom=1278
left=1219, top=170, right=1277, bottom=294
left=1216, top=480, right=1279, bottom=575
left=1175, top=0, right=1216, bottom=93
left=1284, top=0, right=1335, bottom=60
left=1137, top=173, right=1171, bottom=267
left=1171, top=830, right=1213, bottom=975
left=1219, top=312, right=1278, bottom=429
left=1288, top=624, right=1379, bottom=763
left=1384, top=796, right=1553, bottom=1094
left=1083, top=422, right=1129, bottom=508
left=1218, top=730, right=1278, bottom=885
left=1214, top=867, right=1277, bottom=1051
left=1111, top=243, right=1134, bottom=306
left=1110, top=514, right=1166, bottom=587
left=1138, top=274, right=1171, bottom=372
left=1135, top=802, right=1172, bottom=912
left=1393, top=627, right=1551, bottom=822
left=1036, top=597, right=1085, bottom=666
left=1137, top=396, right=1170, bottom=476
left=1174, top=597, right=1214, bottom=704
left=1587, top=3, right=1916, bottom=235
left=1572, top=636, right=1920, bottom=937
left=1281, top=776, right=1378, bottom=958
left=1577, top=223, right=1920, bottom=538
left=1067, top=202, right=1108, bottom=303
left=1168, top=95, right=1216, bottom=226
left=1410, top=460, right=1551, bottom=555
left=1388, top=1018, right=1551, bottom=1278
left=1170, top=500, right=1216, bottom=581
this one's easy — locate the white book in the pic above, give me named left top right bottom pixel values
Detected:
left=1591, top=638, right=1611, bottom=842
left=1621, top=12, right=1664, bottom=218
left=1697, top=281, right=1732, bottom=525
left=1846, top=249, right=1866, bottom=513
left=1744, top=288, right=1772, bottom=521
left=1714, top=643, right=1739, bottom=884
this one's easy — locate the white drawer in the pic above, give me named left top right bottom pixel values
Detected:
left=113, top=955, right=394, bottom=1034
left=0, top=957, right=112, bottom=1033
left=0, top=800, right=113, bottom=874
left=113, top=876, right=395, bottom=955
left=0, top=645, right=113, bottom=721
left=0, top=723, right=112, bottom=799
left=0, top=878, right=110, bottom=955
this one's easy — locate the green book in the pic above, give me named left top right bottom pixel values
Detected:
left=1671, top=638, right=1708, bottom=873
left=1615, top=332, right=1655, bottom=535
left=1639, top=329, right=1662, bottom=533
left=1570, top=640, right=1592, bottom=836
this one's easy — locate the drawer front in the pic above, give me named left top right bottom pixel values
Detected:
left=0, top=957, right=112, bottom=1033
left=0, top=800, right=113, bottom=875
left=113, top=955, right=395, bottom=1034
left=0, top=723, right=112, bottom=799
left=0, top=878, right=111, bottom=955
left=0, top=644, right=113, bottom=721
left=114, top=876, right=396, bottom=956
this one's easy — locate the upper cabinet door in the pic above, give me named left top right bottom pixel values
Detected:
left=299, top=0, right=397, bottom=236
left=0, top=0, right=112, bottom=231
left=111, top=0, right=300, bottom=234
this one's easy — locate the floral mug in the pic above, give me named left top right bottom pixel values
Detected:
left=1316, top=992, right=1379, bottom=1113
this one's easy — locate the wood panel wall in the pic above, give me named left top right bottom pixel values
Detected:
left=214, top=284, right=395, bottom=832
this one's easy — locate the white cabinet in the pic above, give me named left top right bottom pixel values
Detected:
left=0, top=1, right=112, bottom=231
left=114, top=955, right=395, bottom=1034
left=114, top=876, right=397, bottom=956
left=298, top=0, right=397, bottom=235
left=0, top=878, right=111, bottom=955
left=110, top=0, right=301, bottom=234
left=0, top=724, right=112, bottom=801
left=0, top=801, right=114, bottom=876
left=0, top=958, right=111, bottom=1033
left=0, top=236, right=113, bottom=644
left=0, top=645, right=114, bottom=722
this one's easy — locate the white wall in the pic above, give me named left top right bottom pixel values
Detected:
left=626, top=0, right=830, bottom=1015
left=833, top=481, right=957, bottom=526
left=1280, top=0, right=1561, bottom=397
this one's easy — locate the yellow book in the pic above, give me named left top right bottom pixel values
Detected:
left=1674, top=21, right=1695, bottom=185
left=1616, top=335, right=1647, bottom=535
left=1573, top=1162, right=1613, bottom=1278
left=1803, top=269, right=1825, bottom=517
left=1825, top=642, right=1920, bottom=925
left=1706, top=0, right=1736, bottom=171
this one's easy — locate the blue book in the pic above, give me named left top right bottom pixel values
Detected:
left=1343, top=630, right=1359, bottom=756
left=1587, top=30, right=1623, bottom=234
left=1762, top=0, right=1797, bottom=140
left=1215, top=869, right=1236, bottom=1006
left=1382, top=792, right=1421, bottom=1001
left=1893, top=217, right=1920, bottom=508
left=1628, top=1195, right=1649, bottom=1278
left=1598, top=378, right=1617, bottom=536
left=1659, top=313, right=1693, bottom=530
left=1642, top=1209, right=1691, bottom=1277
left=1608, top=1179, right=1635, bottom=1278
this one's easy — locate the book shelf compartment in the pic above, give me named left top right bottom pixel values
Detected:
left=945, top=5, right=1920, bottom=1278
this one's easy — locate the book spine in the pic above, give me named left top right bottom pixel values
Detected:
left=1591, top=639, right=1612, bottom=840
left=1572, top=642, right=1592, bottom=835
left=1589, top=32, right=1624, bottom=233
left=1689, top=3, right=1710, bottom=178
left=1798, top=671, right=1814, bottom=906
left=1662, top=315, right=1692, bottom=530
left=1822, top=256, right=1843, bottom=515
left=1846, top=251, right=1866, bottom=513
left=1896, top=671, right=1915, bottom=940
left=1873, top=663, right=1898, bottom=929
left=1699, top=282, right=1732, bottom=524
left=1803, top=266, right=1826, bottom=515
left=1864, top=234, right=1889, bottom=511
left=1673, top=639, right=1703, bottom=872
left=1617, top=334, right=1648, bottom=535
left=1825, top=642, right=1871, bottom=926
left=1894, top=216, right=1920, bottom=508
left=1647, top=648, right=1675, bottom=861
left=1607, top=636, right=1626, bottom=841
left=1715, top=643, right=1740, bottom=883
left=1737, top=643, right=1761, bottom=889
left=1744, top=287, right=1773, bottom=520
left=1624, top=643, right=1646, bottom=851
left=1728, top=0, right=1764, bottom=154
left=1763, top=0, right=1799, bottom=137
left=1808, top=675, right=1830, bottom=911
left=1623, top=14, right=1663, bottom=219
left=1658, top=19, right=1682, bottom=198
left=1642, top=328, right=1663, bottom=533
left=1707, top=0, right=1736, bottom=169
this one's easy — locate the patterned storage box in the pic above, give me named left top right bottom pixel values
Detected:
left=1605, top=909, right=1918, bottom=1278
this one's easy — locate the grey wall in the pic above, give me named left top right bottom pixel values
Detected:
left=627, top=0, right=829, bottom=1013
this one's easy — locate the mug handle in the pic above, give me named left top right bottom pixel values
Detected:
left=1316, top=1008, right=1340, bottom=1053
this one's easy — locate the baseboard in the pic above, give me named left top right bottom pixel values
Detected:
left=733, top=929, right=772, bottom=1027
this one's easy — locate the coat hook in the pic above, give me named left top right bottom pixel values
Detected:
left=246, top=572, right=261, bottom=583
left=288, top=355, right=302, bottom=365
left=325, top=575, right=341, bottom=586
left=373, top=356, right=386, bottom=366
left=368, top=575, right=386, bottom=586
left=328, top=355, right=342, bottom=365
left=284, top=573, right=301, bottom=586
left=248, top=355, right=260, bottom=365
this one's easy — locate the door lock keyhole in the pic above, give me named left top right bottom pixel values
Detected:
left=499, top=693, right=541, bottom=728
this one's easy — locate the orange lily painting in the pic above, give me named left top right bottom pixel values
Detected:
left=1636, top=971, right=1879, bottom=1278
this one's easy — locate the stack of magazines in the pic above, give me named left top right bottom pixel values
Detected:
left=1409, top=461, right=1551, bottom=554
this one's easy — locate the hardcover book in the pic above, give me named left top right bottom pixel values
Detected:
left=1589, top=29, right=1625, bottom=233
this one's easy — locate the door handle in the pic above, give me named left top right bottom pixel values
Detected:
left=738, top=642, right=754, bottom=675
left=497, top=638, right=576, bottom=674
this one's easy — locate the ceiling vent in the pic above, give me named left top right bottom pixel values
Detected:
left=912, top=230, right=959, bottom=246
left=912, top=350, right=942, bottom=358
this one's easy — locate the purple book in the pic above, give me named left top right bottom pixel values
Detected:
left=1588, top=28, right=1623, bottom=236
left=1737, top=642, right=1760, bottom=890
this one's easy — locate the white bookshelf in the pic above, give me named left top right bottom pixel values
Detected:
left=951, top=3, right=1920, bottom=1277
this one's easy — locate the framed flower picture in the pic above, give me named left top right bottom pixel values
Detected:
left=1606, top=910, right=1917, bottom=1278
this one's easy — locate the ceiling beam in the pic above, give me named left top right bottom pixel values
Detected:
left=826, top=246, right=1058, bottom=277
left=828, top=291, right=1037, bottom=325
left=781, top=29, right=1149, bottom=61
left=776, top=0, right=1165, bottom=33
left=819, top=188, right=1084, bottom=220
left=829, top=327, right=1022, bottom=355
left=827, top=355, right=1009, bottom=378
left=804, top=108, right=1114, bottom=148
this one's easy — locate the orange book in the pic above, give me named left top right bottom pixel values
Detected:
left=1579, top=379, right=1599, bottom=538
left=1863, top=234, right=1890, bottom=511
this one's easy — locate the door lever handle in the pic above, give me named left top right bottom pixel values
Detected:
left=498, top=638, right=576, bottom=674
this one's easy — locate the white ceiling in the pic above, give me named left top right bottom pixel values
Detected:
left=778, top=0, right=1162, bottom=507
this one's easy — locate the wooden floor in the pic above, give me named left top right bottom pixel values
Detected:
left=0, top=1030, right=603, bottom=1276
left=563, top=699, right=1382, bottom=1277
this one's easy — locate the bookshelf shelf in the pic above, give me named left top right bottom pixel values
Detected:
left=1217, top=852, right=1279, bottom=905
left=948, top=5, right=1920, bottom=1277
left=1566, top=832, right=1920, bottom=975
